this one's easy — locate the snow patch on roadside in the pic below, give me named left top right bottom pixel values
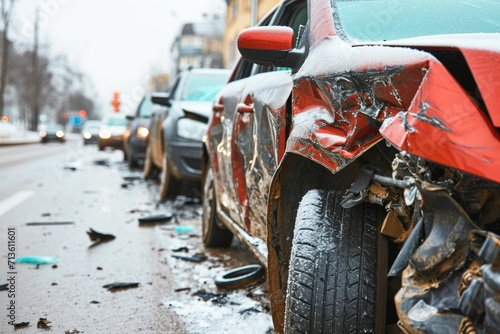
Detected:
left=163, top=294, right=274, bottom=334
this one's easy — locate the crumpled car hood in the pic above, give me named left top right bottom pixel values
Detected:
left=372, top=33, right=500, bottom=127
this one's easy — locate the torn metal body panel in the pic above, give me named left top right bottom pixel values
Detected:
left=207, top=69, right=292, bottom=242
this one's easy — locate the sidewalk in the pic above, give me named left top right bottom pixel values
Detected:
left=0, top=123, right=40, bottom=146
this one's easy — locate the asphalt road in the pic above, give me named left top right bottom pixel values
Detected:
left=0, top=141, right=273, bottom=334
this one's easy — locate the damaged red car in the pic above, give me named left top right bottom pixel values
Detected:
left=202, top=0, right=500, bottom=333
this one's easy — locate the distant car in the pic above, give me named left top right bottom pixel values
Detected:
left=123, top=94, right=165, bottom=168
left=39, top=124, right=65, bottom=143
left=98, top=114, right=127, bottom=152
left=81, top=120, right=101, bottom=145
left=144, top=67, right=230, bottom=199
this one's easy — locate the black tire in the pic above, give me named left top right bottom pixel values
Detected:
left=143, top=144, right=157, bottom=179
left=202, top=164, right=233, bottom=247
left=215, top=265, right=265, bottom=290
left=128, top=147, right=138, bottom=168
left=159, top=150, right=181, bottom=200
left=285, top=189, right=387, bottom=334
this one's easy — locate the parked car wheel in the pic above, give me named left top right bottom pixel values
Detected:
left=202, top=164, right=233, bottom=247
left=143, top=145, right=157, bottom=179
left=159, top=151, right=181, bottom=200
left=128, top=144, right=138, bottom=168
left=284, top=189, right=387, bottom=334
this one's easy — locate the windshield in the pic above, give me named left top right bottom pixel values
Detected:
left=104, top=117, right=127, bottom=126
left=335, top=0, right=500, bottom=42
left=181, top=73, right=228, bottom=101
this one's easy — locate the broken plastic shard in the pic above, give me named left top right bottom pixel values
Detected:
left=103, top=282, right=140, bottom=291
left=15, top=256, right=59, bottom=265
left=407, top=299, right=438, bottom=322
left=65, top=329, right=81, bottom=334
left=86, top=228, right=115, bottom=242
left=138, top=213, right=173, bottom=224
left=175, top=225, right=195, bottom=234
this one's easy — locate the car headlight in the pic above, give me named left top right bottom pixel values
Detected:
left=83, top=131, right=92, bottom=139
left=39, top=131, right=47, bottom=137
left=99, top=130, right=111, bottom=139
left=176, top=118, right=207, bottom=141
left=136, top=126, right=149, bottom=139
left=56, top=130, right=64, bottom=138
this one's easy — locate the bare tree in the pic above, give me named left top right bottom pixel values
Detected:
left=0, top=0, right=14, bottom=117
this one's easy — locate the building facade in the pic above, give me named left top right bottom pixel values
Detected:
left=170, top=15, right=225, bottom=78
left=223, top=0, right=280, bottom=68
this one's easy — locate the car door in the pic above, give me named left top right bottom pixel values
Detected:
left=219, top=0, right=308, bottom=239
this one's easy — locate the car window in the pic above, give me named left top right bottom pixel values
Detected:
left=105, top=117, right=127, bottom=126
left=181, top=72, right=229, bottom=101
left=253, top=1, right=308, bottom=75
left=231, top=58, right=254, bottom=82
left=335, top=0, right=500, bottom=42
left=137, top=97, right=153, bottom=118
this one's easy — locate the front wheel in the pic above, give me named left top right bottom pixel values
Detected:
left=143, top=144, right=157, bottom=179
left=159, top=150, right=181, bottom=200
left=285, top=189, right=387, bottom=334
left=128, top=146, right=138, bottom=168
left=202, top=163, right=233, bottom=247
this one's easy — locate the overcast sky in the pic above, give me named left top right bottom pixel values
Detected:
left=10, top=0, right=227, bottom=115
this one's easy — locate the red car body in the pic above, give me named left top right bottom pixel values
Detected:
left=203, top=0, right=500, bottom=332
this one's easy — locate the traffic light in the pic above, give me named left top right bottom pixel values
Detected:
left=79, top=109, right=87, bottom=117
left=112, top=91, right=120, bottom=112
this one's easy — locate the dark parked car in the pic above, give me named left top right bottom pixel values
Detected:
left=123, top=94, right=166, bottom=168
left=81, top=120, right=100, bottom=145
left=98, top=114, right=127, bottom=152
left=144, top=67, right=229, bottom=199
left=202, top=0, right=500, bottom=333
left=39, top=124, right=65, bottom=143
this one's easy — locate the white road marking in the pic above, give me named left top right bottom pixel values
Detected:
left=0, top=191, right=35, bottom=218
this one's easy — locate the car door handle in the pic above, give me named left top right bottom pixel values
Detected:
left=237, top=103, right=254, bottom=114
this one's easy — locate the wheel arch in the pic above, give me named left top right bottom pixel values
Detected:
left=266, top=141, right=396, bottom=332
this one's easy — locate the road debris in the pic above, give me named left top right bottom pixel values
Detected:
left=172, top=246, right=190, bottom=252
left=15, top=256, right=59, bottom=265
left=0, top=283, right=8, bottom=291
left=215, top=265, right=265, bottom=290
left=65, top=329, right=81, bottom=334
left=123, top=175, right=142, bottom=182
left=103, top=282, right=140, bottom=291
left=171, top=253, right=207, bottom=263
left=87, top=228, right=115, bottom=247
left=90, top=300, right=100, bottom=304
left=37, top=318, right=52, bottom=329
left=174, top=287, right=191, bottom=292
left=93, top=159, right=110, bottom=166
left=175, top=225, right=195, bottom=234
left=26, top=222, right=74, bottom=226
left=13, top=322, right=30, bottom=329
left=138, top=213, right=173, bottom=224
left=192, top=290, right=228, bottom=304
